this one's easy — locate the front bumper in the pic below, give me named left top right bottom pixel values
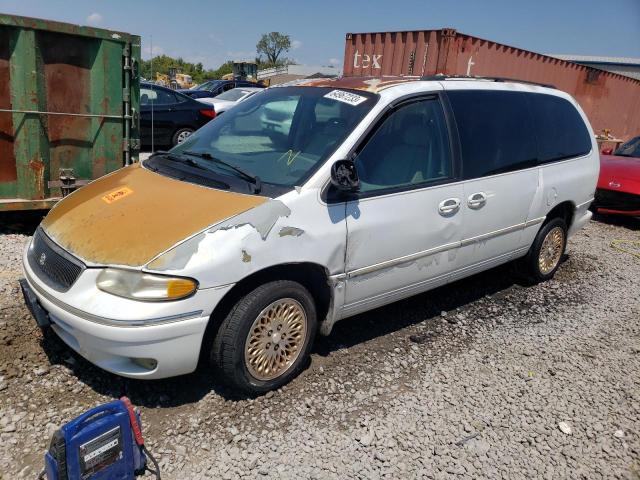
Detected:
left=567, top=200, right=593, bottom=238
left=22, top=246, right=233, bottom=379
left=19, top=278, right=51, bottom=328
left=594, top=188, right=640, bottom=217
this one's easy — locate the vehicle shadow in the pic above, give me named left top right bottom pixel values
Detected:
left=0, top=210, right=47, bottom=235
left=313, top=262, right=523, bottom=356
left=39, top=331, right=233, bottom=406
left=39, top=260, right=533, bottom=406
left=591, top=212, right=640, bottom=231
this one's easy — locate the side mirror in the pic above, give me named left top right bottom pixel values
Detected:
left=601, top=148, right=613, bottom=155
left=330, top=159, right=360, bottom=192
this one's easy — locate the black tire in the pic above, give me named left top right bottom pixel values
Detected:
left=211, top=280, right=317, bottom=395
left=517, top=217, right=567, bottom=284
left=171, top=127, right=194, bottom=146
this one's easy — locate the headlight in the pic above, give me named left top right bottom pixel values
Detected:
left=96, top=268, right=197, bottom=302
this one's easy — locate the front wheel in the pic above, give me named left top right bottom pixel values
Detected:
left=172, top=127, right=194, bottom=146
left=517, top=217, right=567, bottom=283
left=211, top=280, right=317, bottom=394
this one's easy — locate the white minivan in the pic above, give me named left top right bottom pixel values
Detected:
left=21, top=76, right=598, bottom=394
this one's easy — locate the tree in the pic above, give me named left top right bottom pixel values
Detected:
left=256, top=32, right=291, bottom=66
left=210, top=61, right=234, bottom=79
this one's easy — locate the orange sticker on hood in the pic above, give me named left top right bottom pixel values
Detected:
left=102, top=187, right=133, bottom=204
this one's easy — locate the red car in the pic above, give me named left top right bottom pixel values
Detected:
left=594, top=136, right=640, bottom=216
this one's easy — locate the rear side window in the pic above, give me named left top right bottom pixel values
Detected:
left=528, top=94, right=592, bottom=163
left=448, top=91, right=537, bottom=180
left=140, top=87, right=179, bottom=105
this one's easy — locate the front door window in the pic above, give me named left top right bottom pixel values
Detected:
left=355, top=98, right=453, bottom=193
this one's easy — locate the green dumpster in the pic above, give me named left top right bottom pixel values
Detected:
left=0, top=13, right=140, bottom=211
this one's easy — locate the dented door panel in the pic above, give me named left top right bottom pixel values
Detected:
left=450, top=168, right=539, bottom=280
left=342, top=183, right=464, bottom=316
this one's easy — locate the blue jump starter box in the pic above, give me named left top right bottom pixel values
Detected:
left=44, top=397, right=148, bottom=480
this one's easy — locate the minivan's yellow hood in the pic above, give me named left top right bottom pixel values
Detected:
left=41, top=163, right=266, bottom=266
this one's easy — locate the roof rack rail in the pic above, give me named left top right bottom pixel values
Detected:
left=420, top=74, right=556, bottom=89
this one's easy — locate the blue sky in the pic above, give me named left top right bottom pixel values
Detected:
left=1, top=0, right=639, bottom=69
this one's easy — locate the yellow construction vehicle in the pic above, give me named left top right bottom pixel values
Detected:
left=222, top=61, right=259, bottom=82
left=155, top=72, right=170, bottom=87
left=175, top=73, right=193, bottom=89
left=155, top=69, right=193, bottom=89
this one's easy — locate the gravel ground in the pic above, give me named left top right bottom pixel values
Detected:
left=0, top=213, right=638, bottom=479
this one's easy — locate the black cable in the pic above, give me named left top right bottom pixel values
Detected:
left=143, top=445, right=161, bottom=479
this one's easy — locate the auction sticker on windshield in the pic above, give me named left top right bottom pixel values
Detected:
left=324, top=90, right=368, bottom=106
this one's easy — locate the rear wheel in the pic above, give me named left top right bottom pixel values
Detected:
left=172, top=127, right=194, bottom=146
left=517, top=217, right=567, bottom=283
left=211, top=280, right=317, bottom=394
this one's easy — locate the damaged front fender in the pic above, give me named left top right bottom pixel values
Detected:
left=145, top=191, right=349, bottom=334
left=146, top=192, right=347, bottom=294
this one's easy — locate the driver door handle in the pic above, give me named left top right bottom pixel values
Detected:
left=467, top=192, right=487, bottom=209
left=438, top=198, right=461, bottom=216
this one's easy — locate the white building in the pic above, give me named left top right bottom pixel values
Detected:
left=550, top=55, right=640, bottom=81
left=257, top=64, right=343, bottom=85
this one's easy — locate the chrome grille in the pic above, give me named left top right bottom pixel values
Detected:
left=28, top=228, right=84, bottom=292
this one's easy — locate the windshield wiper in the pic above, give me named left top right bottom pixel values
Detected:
left=151, top=150, right=207, bottom=169
left=149, top=151, right=230, bottom=189
left=184, top=150, right=262, bottom=193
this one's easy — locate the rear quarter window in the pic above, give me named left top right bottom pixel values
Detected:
left=527, top=94, right=592, bottom=163
left=140, top=87, right=179, bottom=105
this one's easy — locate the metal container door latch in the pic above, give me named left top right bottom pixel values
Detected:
left=48, top=169, right=90, bottom=197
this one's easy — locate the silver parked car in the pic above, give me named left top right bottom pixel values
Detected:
left=198, top=87, right=263, bottom=114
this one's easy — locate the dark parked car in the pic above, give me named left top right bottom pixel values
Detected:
left=179, top=79, right=264, bottom=100
left=140, top=83, right=216, bottom=147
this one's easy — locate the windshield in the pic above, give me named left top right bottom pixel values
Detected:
left=198, top=80, right=223, bottom=92
left=216, top=88, right=254, bottom=102
left=614, top=136, right=640, bottom=158
left=170, top=86, right=377, bottom=187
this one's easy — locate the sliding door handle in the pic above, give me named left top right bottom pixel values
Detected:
left=467, top=192, right=487, bottom=209
left=438, top=198, right=461, bottom=216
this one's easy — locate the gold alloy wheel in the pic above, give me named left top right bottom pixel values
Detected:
left=538, top=226, right=565, bottom=275
left=244, top=298, right=307, bottom=381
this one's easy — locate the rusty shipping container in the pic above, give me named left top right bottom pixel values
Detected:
left=0, top=13, right=140, bottom=211
left=343, top=29, right=640, bottom=141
